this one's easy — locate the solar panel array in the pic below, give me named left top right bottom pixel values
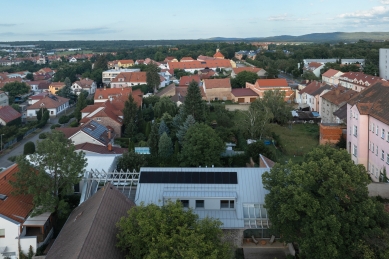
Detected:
left=82, top=121, right=108, bottom=141
left=139, top=171, right=238, bottom=184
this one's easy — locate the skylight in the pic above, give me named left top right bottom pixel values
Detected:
left=0, top=194, right=8, bottom=201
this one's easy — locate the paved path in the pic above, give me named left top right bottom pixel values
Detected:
left=0, top=107, right=74, bottom=169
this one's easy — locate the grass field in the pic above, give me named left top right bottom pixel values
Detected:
left=268, top=123, right=319, bottom=164
left=54, top=50, right=93, bottom=56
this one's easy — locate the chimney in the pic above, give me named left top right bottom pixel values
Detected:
left=107, top=142, right=112, bottom=151
left=108, top=129, right=111, bottom=139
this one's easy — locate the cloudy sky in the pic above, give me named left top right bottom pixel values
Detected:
left=1, top=0, right=389, bottom=41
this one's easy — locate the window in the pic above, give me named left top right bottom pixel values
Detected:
left=181, top=200, right=189, bottom=208
left=353, top=125, right=358, bottom=137
left=387, top=153, right=389, bottom=164
left=376, top=146, right=379, bottom=156
left=376, top=126, right=379, bottom=135
left=369, top=141, right=371, bottom=150
left=353, top=145, right=357, bottom=157
left=371, top=164, right=375, bottom=175
left=221, top=200, right=234, bottom=209
left=372, top=143, right=375, bottom=152
left=373, top=123, right=375, bottom=132
left=0, top=229, right=4, bottom=238
left=382, top=129, right=385, bottom=139
left=96, top=117, right=101, bottom=121
left=376, top=167, right=379, bottom=178
left=387, top=131, right=389, bottom=142
left=382, top=150, right=385, bottom=160
left=196, top=200, right=204, bottom=208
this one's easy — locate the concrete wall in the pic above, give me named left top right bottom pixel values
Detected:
left=0, top=217, right=19, bottom=259
left=368, top=183, right=389, bottom=198
left=320, top=124, right=345, bottom=145
left=205, top=88, right=232, bottom=101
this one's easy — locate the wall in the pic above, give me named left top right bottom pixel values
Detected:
left=0, top=216, right=19, bottom=259
left=20, top=236, right=37, bottom=255
left=71, top=132, right=105, bottom=146
left=320, top=124, right=344, bottom=145
left=204, top=88, right=232, bottom=101
left=368, top=183, right=389, bottom=198
left=379, top=48, right=389, bottom=80
left=231, top=95, right=257, bottom=103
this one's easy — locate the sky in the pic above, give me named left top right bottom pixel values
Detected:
left=1, top=0, right=389, bottom=41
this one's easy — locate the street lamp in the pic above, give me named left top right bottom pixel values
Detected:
left=1, top=134, right=4, bottom=152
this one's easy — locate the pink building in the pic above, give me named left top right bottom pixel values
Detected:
left=347, top=81, right=389, bottom=182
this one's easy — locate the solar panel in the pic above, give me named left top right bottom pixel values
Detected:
left=139, top=171, right=238, bottom=184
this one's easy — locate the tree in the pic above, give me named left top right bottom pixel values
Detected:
left=158, top=120, right=170, bottom=136
left=246, top=141, right=276, bottom=162
left=262, top=90, right=292, bottom=125
left=231, top=71, right=259, bottom=88
left=153, top=96, right=177, bottom=118
left=23, top=141, right=35, bottom=155
left=116, top=151, right=148, bottom=172
left=180, top=123, right=224, bottom=167
left=158, top=132, right=173, bottom=158
left=148, top=123, right=159, bottom=156
left=176, top=115, right=196, bottom=145
left=93, top=55, right=108, bottom=71
left=242, top=98, right=273, bottom=140
left=57, top=77, right=76, bottom=103
left=12, top=131, right=87, bottom=218
left=123, top=94, right=139, bottom=138
left=36, top=107, right=48, bottom=122
left=2, top=82, right=30, bottom=104
left=74, top=91, right=87, bottom=122
left=116, top=200, right=233, bottom=259
left=146, top=63, right=160, bottom=93
left=25, top=73, right=34, bottom=81
left=183, top=80, right=205, bottom=122
left=262, top=146, right=389, bottom=259
left=145, top=121, right=151, bottom=139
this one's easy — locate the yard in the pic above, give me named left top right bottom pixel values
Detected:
left=267, top=123, right=319, bottom=164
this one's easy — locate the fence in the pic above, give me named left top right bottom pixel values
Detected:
left=3, top=127, right=37, bottom=149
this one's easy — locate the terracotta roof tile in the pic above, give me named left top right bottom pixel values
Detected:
left=233, top=67, right=263, bottom=74
left=28, top=95, right=69, bottom=109
left=118, top=59, right=134, bottom=65
left=110, top=72, right=147, bottom=83
left=75, top=143, right=127, bottom=154
left=255, top=78, right=288, bottom=88
left=299, top=81, right=324, bottom=95
left=0, top=164, right=34, bottom=223
left=321, top=86, right=357, bottom=106
left=231, top=88, right=259, bottom=97
left=179, top=75, right=201, bottom=86
left=213, top=51, right=225, bottom=58
left=203, top=78, right=231, bottom=89
left=322, top=69, right=342, bottom=78
left=0, top=106, right=22, bottom=123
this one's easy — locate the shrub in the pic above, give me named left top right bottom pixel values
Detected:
left=69, top=120, right=79, bottom=127
left=50, top=124, right=61, bottom=129
left=39, top=133, right=47, bottom=139
left=8, top=155, right=17, bottom=162
left=58, top=115, right=70, bottom=124
left=24, top=141, right=36, bottom=155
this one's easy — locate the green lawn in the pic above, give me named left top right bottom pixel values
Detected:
left=267, top=123, right=319, bottom=164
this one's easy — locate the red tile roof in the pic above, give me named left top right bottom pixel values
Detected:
left=231, top=88, right=259, bottom=97
left=110, top=72, right=147, bottom=83
left=73, top=79, right=94, bottom=89
left=322, top=69, right=341, bottom=78
left=213, top=51, right=225, bottom=58
left=339, top=72, right=383, bottom=86
left=179, top=75, right=201, bottom=86
left=56, top=127, right=80, bottom=138
left=255, top=79, right=288, bottom=87
left=94, top=88, right=142, bottom=107
left=203, top=78, right=231, bottom=89
left=321, top=86, right=357, bottom=106
left=28, top=95, right=69, bottom=109
left=75, top=143, right=127, bottom=154
left=118, top=59, right=134, bottom=65
left=233, top=67, right=263, bottom=74
left=299, top=81, right=325, bottom=95
left=307, top=62, right=323, bottom=69
left=180, top=57, right=194, bottom=61
left=0, top=164, right=34, bottom=223
left=0, top=105, right=22, bottom=123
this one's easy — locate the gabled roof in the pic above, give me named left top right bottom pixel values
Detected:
left=213, top=51, right=225, bottom=58
left=255, top=78, right=288, bottom=88
left=73, top=79, right=94, bottom=88
left=110, top=72, right=147, bottom=83
left=307, top=62, right=323, bottom=69
left=94, top=88, right=143, bottom=107
left=179, top=75, right=201, bottom=86
left=233, top=67, right=263, bottom=74
left=46, top=183, right=135, bottom=259
left=203, top=78, right=231, bottom=89
left=0, top=106, right=21, bottom=123
left=333, top=104, right=348, bottom=121
left=180, top=57, right=194, bottom=61
left=299, top=81, right=324, bottom=95
left=50, top=82, right=65, bottom=87
left=347, top=81, right=389, bottom=124
left=28, top=95, right=69, bottom=109
left=0, top=164, right=34, bottom=224
left=339, top=72, right=382, bottom=86
left=322, top=69, right=342, bottom=78
left=231, top=88, right=259, bottom=97
left=38, top=81, right=51, bottom=89
left=310, top=84, right=332, bottom=96
left=156, top=83, right=175, bottom=97
left=75, top=143, right=127, bottom=155
left=321, top=86, right=357, bottom=106
left=118, top=59, right=134, bottom=65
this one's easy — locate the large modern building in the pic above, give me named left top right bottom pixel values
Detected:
left=379, top=48, right=389, bottom=80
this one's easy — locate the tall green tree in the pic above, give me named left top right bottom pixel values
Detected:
left=180, top=123, right=224, bottom=167
left=146, top=63, right=161, bottom=93
left=12, top=131, right=87, bottom=218
left=116, top=200, right=233, bottom=259
left=231, top=71, right=259, bottom=88
left=242, top=98, right=273, bottom=140
left=147, top=123, right=159, bottom=156
left=2, top=82, right=30, bottom=104
left=262, top=90, right=292, bottom=125
left=158, top=132, right=173, bottom=158
left=153, top=96, right=177, bottom=118
left=262, top=146, right=389, bottom=259
left=74, top=91, right=87, bottom=122
left=122, top=94, right=138, bottom=138
left=57, top=77, right=76, bottom=103
left=93, top=55, right=108, bottom=71
left=183, top=80, right=205, bottom=122
left=116, top=150, right=148, bottom=172
left=176, top=115, right=196, bottom=145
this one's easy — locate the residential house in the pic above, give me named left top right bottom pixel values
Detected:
left=155, top=84, right=192, bottom=106
left=167, top=59, right=233, bottom=74
left=0, top=164, right=53, bottom=259
left=179, top=75, right=201, bottom=87
left=135, top=166, right=274, bottom=247
left=25, top=80, right=49, bottom=93
left=94, top=87, right=143, bottom=107
left=303, top=62, right=324, bottom=77
left=110, top=72, right=147, bottom=88
left=339, top=72, right=383, bottom=92
left=246, top=79, right=294, bottom=101
left=102, top=68, right=141, bottom=85
left=28, top=92, right=50, bottom=105
left=321, top=69, right=344, bottom=85
left=69, top=57, right=77, bottom=63
left=180, top=57, right=195, bottom=62
left=213, top=50, right=225, bottom=59
left=71, top=79, right=97, bottom=95
left=231, top=67, right=267, bottom=78
left=0, top=77, right=22, bottom=89
left=75, top=142, right=127, bottom=155
left=306, top=84, right=332, bottom=112
left=379, top=48, right=389, bottom=80
left=303, top=59, right=337, bottom=66
left=135, top=59, right=145, bottom=65
left=37, top=81, right=51, bottom=93
left=0, top=106, right=21, bottom=125
left=49, top=82, right=65, bottom=95
left=117, top=59, right=134, bottom=68
left=57, top=120, right=114, bottom=147
left=198, top=68, right=216, bottom=80
left=297, top=81, right=325, bottom=110
left=231, top=88, right=259, bottom=103
left=26, top=95, right=69, bottom=118
left=320, top=86, right=357, bottom=123
left=164, top=56, right=178, bottom=62
left=45, top=183, right=135, bottom=259
left=37, top=67, right=55, bottom=76
left=0, top=91, right=9, bottom=106
left=347, top=81, right=389, bottom=182
left=234, top=50, right=261, bottom=60
left=202, top=78, right=232, bottom=101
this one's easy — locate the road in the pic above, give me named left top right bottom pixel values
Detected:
left=0, top=107, right=74, bottom=170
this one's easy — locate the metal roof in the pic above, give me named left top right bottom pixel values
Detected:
left=163, top=191, right=237, bottom=199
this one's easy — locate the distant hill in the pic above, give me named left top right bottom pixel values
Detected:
left=205, top=32, right=389, bottom=43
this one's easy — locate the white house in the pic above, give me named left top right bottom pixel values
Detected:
left=26, top=95, right=69, bottom=118
left=321, top=69, right=344, bottom=85
left=68, top=57, right=77, bottom=63
left=71, top=79, right=97, bottom=95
